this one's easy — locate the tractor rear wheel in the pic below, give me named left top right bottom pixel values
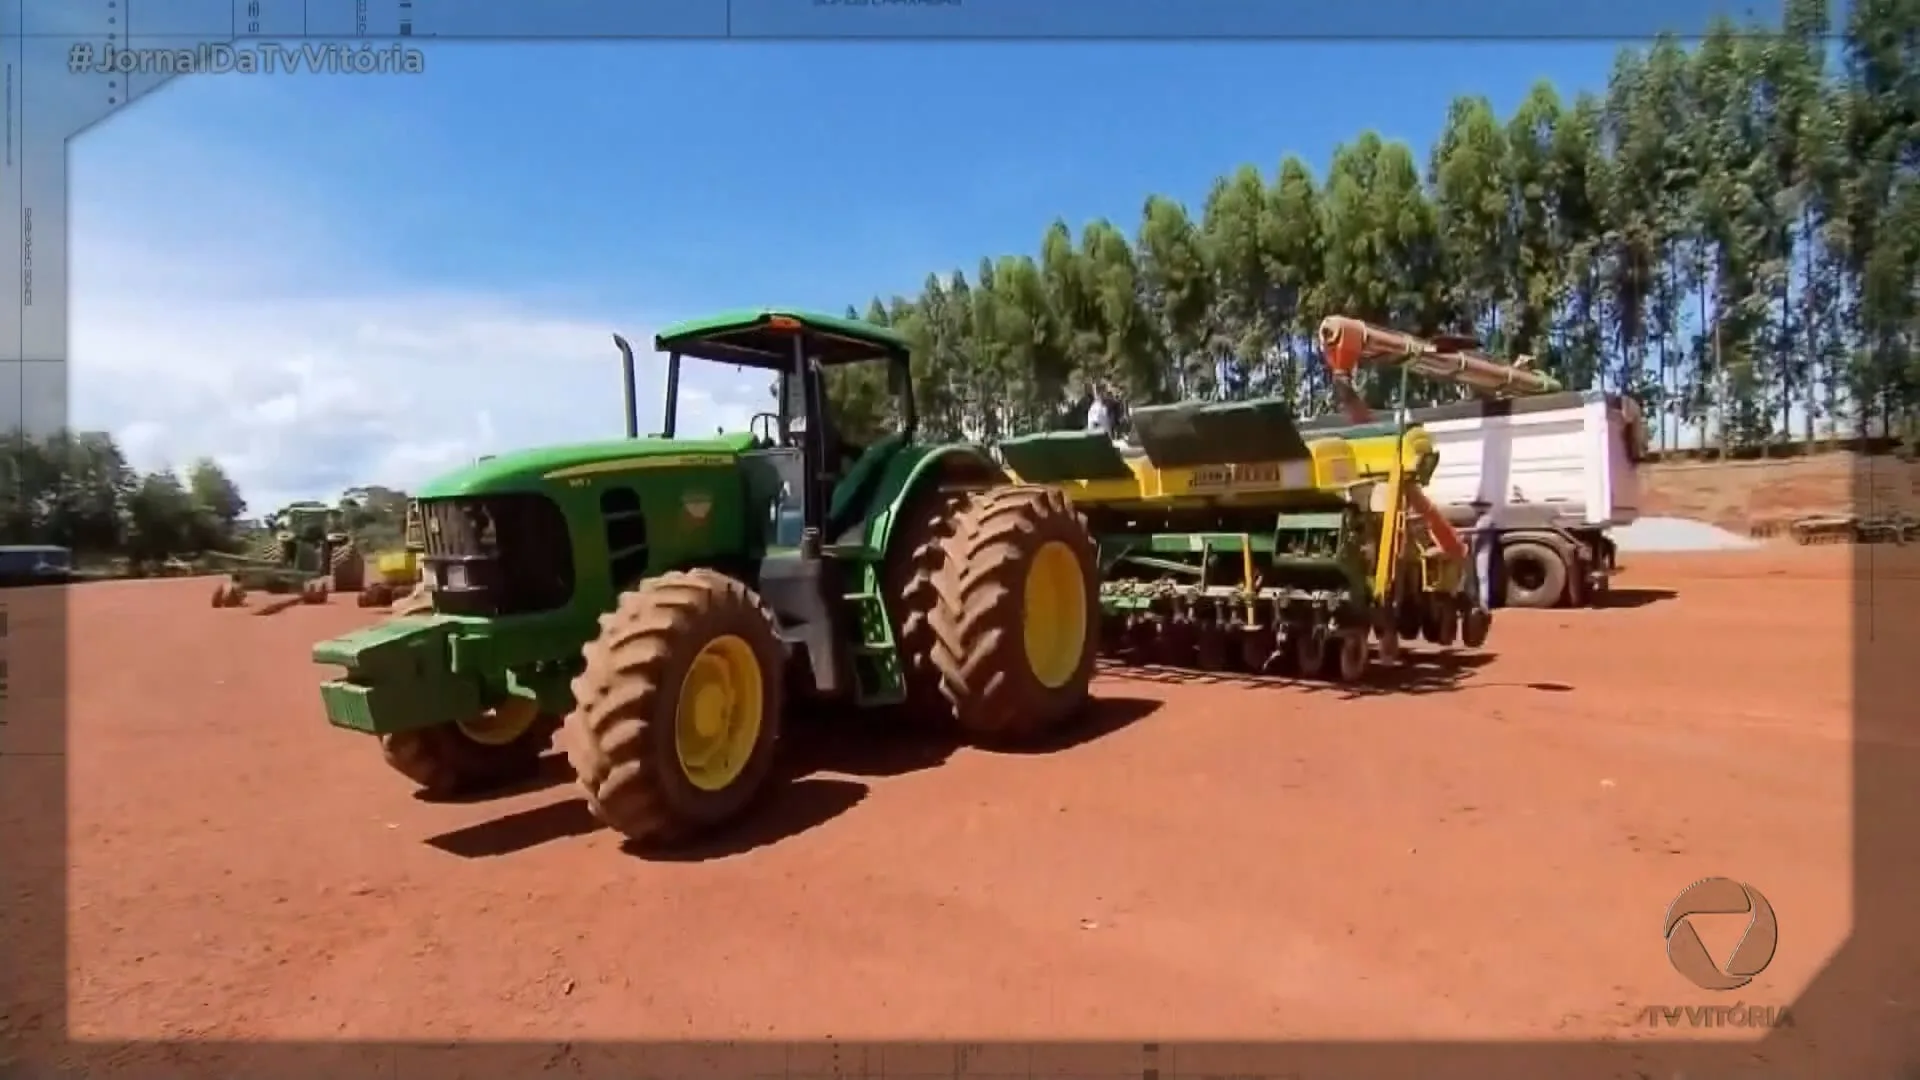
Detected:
left=883, top=487, right=965, bottom=726
left=563, top=569, right=786, bottom=847
left=930, top=485, right=1098, bottom=746
left=380, top=701, right=561, bottom=798
left=329, top=540, right=365, bottom=592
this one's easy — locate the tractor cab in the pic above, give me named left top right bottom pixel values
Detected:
left=636, top=308, right=918, bottom=697
left=637, top=310, right=916, bottom=550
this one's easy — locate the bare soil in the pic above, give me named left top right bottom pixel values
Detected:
left=2, top=547, right=1913, bottom=1074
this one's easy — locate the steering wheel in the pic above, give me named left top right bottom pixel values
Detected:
left=748, top=412, right=781, bottom=448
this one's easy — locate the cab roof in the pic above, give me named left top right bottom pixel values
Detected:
left=653, top=308, right=909, bottom=370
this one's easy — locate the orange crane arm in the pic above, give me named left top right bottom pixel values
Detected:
left=1313, top=317, right=1562, bottom=564
left=1318, top=316, right=1563, bottom=398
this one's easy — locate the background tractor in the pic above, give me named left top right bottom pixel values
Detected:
left=314, top=309, right=1102, bottom=849
left=209, top=500, right=364, bottom=609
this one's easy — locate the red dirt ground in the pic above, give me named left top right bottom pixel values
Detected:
left=2, top=547, right=1915, bottom=1075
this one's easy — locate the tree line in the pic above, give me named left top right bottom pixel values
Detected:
left=0, top=429, right=413, bottom=568
left=829, top=0, right=1918, bottom=455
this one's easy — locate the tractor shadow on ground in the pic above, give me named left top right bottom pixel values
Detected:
left=1595, top=586, right=1678, bottom=609
left=412, top=752, right=575, bottom=805
left=423, top=697, right=1160, bottom=864
left=624, top=777, right=871, bottom=863
left=1096, top=649, right=1496, bottom=699
left=422, top=775, right=868, bottom=863
left=779, top=693, right=1163, bottom=779
left=424, top=790, right=602, bottom=859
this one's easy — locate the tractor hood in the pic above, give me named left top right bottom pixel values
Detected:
left=417, top=433, right=757, bottom=498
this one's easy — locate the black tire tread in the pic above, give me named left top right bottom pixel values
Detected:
left=928, top=485, right=1098, bottom=745
left=563, top=568, right=785, bottom=846
left=1502, top=540, right=1568, bottom=610
left=379, top=713, right=560, bottom=797
left=882, top=487, right=966, bottom=726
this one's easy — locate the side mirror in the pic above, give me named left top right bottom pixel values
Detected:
left=888, top=361, right=908, bottom=397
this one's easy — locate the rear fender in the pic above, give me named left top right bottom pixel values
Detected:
left=866, top=443, right=1007, bottom=558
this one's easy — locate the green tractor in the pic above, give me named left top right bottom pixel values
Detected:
left=313, top=309, right=1101, bottom=847
left=209, top=500, right=364, bottom=607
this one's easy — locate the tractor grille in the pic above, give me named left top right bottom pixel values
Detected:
left=417, top=494, right=574, bottom=616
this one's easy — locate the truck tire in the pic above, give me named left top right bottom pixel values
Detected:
left=563, top=569, right=786, bottom=847
left=329, top=540, right=365, bottom=592
left=930, top=486, right=1099, bottom=745
left=1502, top=540, right=1568, bottom=609
left=883, top=488, right=965, bottom=727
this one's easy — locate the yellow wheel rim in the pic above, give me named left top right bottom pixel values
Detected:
left=456, top=696, right=540, bottom=747
left=675, top=634, right=765, bottom=792
left=1022, top=540, right=1089, bottom=690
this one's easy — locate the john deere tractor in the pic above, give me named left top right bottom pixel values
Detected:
left=314, top=309, right=1101, bottom=847
left=209, top=500, right=364, bottom=607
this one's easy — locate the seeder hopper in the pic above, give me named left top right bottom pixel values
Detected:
left=997, top=315, right=1563, bottom=683
left=999, top=395, right=1484, bottom=684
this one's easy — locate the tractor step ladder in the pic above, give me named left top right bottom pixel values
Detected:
left=842, top=566, right=905, bottom=706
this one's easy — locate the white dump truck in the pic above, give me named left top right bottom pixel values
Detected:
left=1305, top=317, right=1649, bottom=611
left=1302, top=388, right=1648, bottom=609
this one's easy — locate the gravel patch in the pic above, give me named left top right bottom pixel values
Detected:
left=1612, top=516, right=1763, bottom=553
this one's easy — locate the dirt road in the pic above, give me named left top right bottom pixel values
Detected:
left=2, top=548, right=1910, bottom=1072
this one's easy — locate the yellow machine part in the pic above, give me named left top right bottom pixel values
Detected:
left=1024, top=436, right=1360, bottom=508
left=1340, top=425, right=1435, bottom=480
left=375, top=550, right=419, bottom=585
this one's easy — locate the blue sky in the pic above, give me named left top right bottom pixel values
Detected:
left=64, top=41, right=1631, bottom=509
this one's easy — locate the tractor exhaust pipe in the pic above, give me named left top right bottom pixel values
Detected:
left=612, top=333, right=638, bottom=439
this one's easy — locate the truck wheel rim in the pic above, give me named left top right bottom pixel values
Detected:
left=675, top=635, right=764, bottom=792
left=456, top=697, right=539, bottom=747
left=1023, top=540, right=1088, bottom=690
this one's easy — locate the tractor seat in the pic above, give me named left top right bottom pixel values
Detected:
left=828, top=431, right=907, bottom=538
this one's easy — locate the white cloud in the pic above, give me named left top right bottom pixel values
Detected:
left=68, top=222, right=763, bottom=516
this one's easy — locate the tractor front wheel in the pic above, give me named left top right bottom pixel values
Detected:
left=380, top=700, right=560, bottom=798
left=930, top=485, right=1099, bottom=746
left=563, top=569, right=786, bottom=847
